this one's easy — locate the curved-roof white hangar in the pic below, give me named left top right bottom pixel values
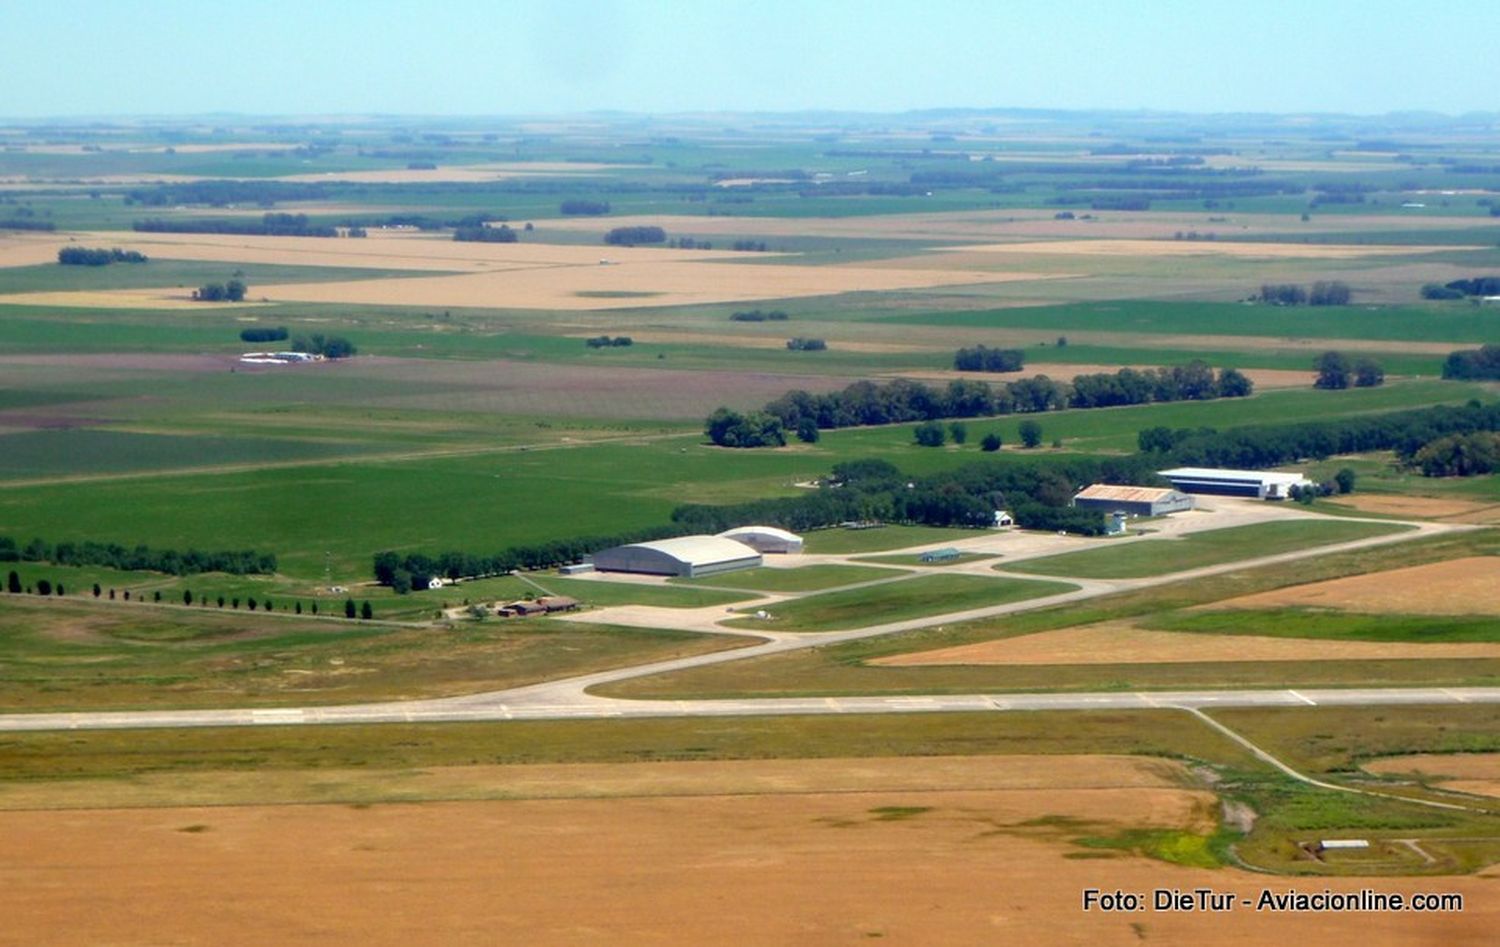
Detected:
left=592, top=535, right=763, bottom=578
left=716, top=525, right=804, bottom=554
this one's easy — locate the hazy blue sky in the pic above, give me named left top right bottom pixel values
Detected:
left=8, top=0, right=1497, bottom=117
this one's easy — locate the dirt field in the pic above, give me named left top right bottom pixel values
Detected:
left=1364, top=753, right=1500, bottom=800
left=1328, top=495, right=1500, bottom=524
left=3, top=755, right=1493, bottom=945
left=1212, top=557, right=1500, bottom=615
left=339, top=356, right=856, bottom=418
left=276, top=161, right=644, bottom=183
left=873, top=621, right=1500, bottom=667
left=948, top=239, right=1466, bottom=259
left=248, top=260, right=1049, bottom=311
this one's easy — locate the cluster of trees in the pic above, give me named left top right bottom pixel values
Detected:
left=730, top=309, right=788, bottom=322
left=604, top=226, right=666, bottom=246
left=953, top=346, right=1024, bottom=373
left=0, top=536, right=275, bottom=575
left=1422, top=276, right=1500, bottom=300
left=0, top=218, right=55, bottom=231
left=239, top=326, right=288, bottom=344
left=292, top=333, right=356, bottom=359
left=1069, top=363, right=1252, bottom=408
left=1258, top=281, right=1352, bottom=306
left=585, top=335, right=633, bottom=348
left=1442, top=344, right=1500, bottom=380
left=914, top=421, right=969, bottom=447
left=57, top=247, right=147, bottom=266
left=373, top=524, right=690, bottom=591
left=124, top=180, right=331, bottom=207
left=453, top=224, right=518, bottom=243
left=3, top=571, right=64, bottom=596
left=704, top=408, right=786, bottom=448
left=1140, top=400, right=1500, bottom=470
left=1409, top=432, right=1500, bottom=477
left=786, top=338, right=826, bottom=351
left=714, top=364, right=1252, bottom=447
left=193, top=279, right=247, bottom=302
left=675, top=454, right=1161, bottom=537
left=135, top=214, right=339, bottom=237
left=1313, top=351, right=1384, bottom=389
left=561, top=200, right=610, bottom=216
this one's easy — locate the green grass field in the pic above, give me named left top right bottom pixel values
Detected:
left=1007, top=519, right=1410, bottom=579
left=0, top=594, right=744, bottom=711
left=1146, top=608, right=1500, bottom=643
left=723, top=573, right=1075, bottom=632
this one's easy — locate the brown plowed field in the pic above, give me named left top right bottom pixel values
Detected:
left=1328, top=495, right=1500, bottom=524
left=949, top=238, right=1467, bottom=259
left=1213, top=557, right=1500, bottom=615
left=1364, top=753, right=1500, bottom=800
left=3, top=755, right=1493, bottom=945
left=872, top=622, right=1500, bottom=667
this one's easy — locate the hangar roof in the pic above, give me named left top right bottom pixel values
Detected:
left=625, top=535, right=761, bottom=564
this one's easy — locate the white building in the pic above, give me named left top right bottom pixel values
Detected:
left=592, top=535, right=763, bottom=578
left=716, top=525, right=803, bottom=554
left=1158, top=467, right=1313, bottom=500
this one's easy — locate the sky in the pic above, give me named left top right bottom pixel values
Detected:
left=8, top=0, right=1499, bottom=118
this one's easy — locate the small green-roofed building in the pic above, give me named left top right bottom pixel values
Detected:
left=919, top=547, right=961, bottom=563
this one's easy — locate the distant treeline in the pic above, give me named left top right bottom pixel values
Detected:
left=1258, top=282, right=1351, bottom=306
left=1423, top=276, right=1500, bottom=300
left=604, top=226, right=666, bottom=246
left=0, top=219, right=55, bottom=231
left=675, top=454, right=1162, bottom=537
left=786, top=338, right=826, bottom=351
left=0, top=536, right=276, bottom=576
left=708, top=363, right=1252, bottom=447
left=134, top=213, right=338, bottom=237
left=1140, top=400, right=1500, bottom=470
left=239, top=326, right=288, bottom=343
left=954, top=346, right=1024, bottom=373
left=373, top=524, right=689, bottom=592
left=585, top=336, right=633, bottom=348
left=560, top=200, right=610, bottom=215
left=730, top=309, right=788, bottom=322
left=125, top=181, right=332, bottom=207
left=193, top=279, right=247, bottom=302
left=58, top=247, right=147, bottom=266
left=453, top=224, right=517, bottom=243
left=1442, top=344, right=1500, bottom=380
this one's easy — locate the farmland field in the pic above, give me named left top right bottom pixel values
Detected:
left=4, top=103, right=1500, bottom=931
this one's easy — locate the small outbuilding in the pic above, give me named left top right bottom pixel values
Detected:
left=592, top=535, right=763, bottom=578
left=716, top=525, right=804, bottom=554
left=919, top=547, right=961, bottom=563
left=1158, top=467, right=1313, bottom=501
left=1073, top=484, right=1195, bottom=517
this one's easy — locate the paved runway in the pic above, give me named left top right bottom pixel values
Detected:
left=3, top=687, right=1497, bottom=733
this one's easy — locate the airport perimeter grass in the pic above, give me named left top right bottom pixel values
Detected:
left=1006, top=519, right=1410, bottom=579
left=1147, top=609, right=1500, bottom=643
left=0, top=595, right=744, bottom=712
left=722, top=573, right=1076, bottom=632
left=799, top=524, right=983, bottom=554
left=671, top=563, right=906, bottom=593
